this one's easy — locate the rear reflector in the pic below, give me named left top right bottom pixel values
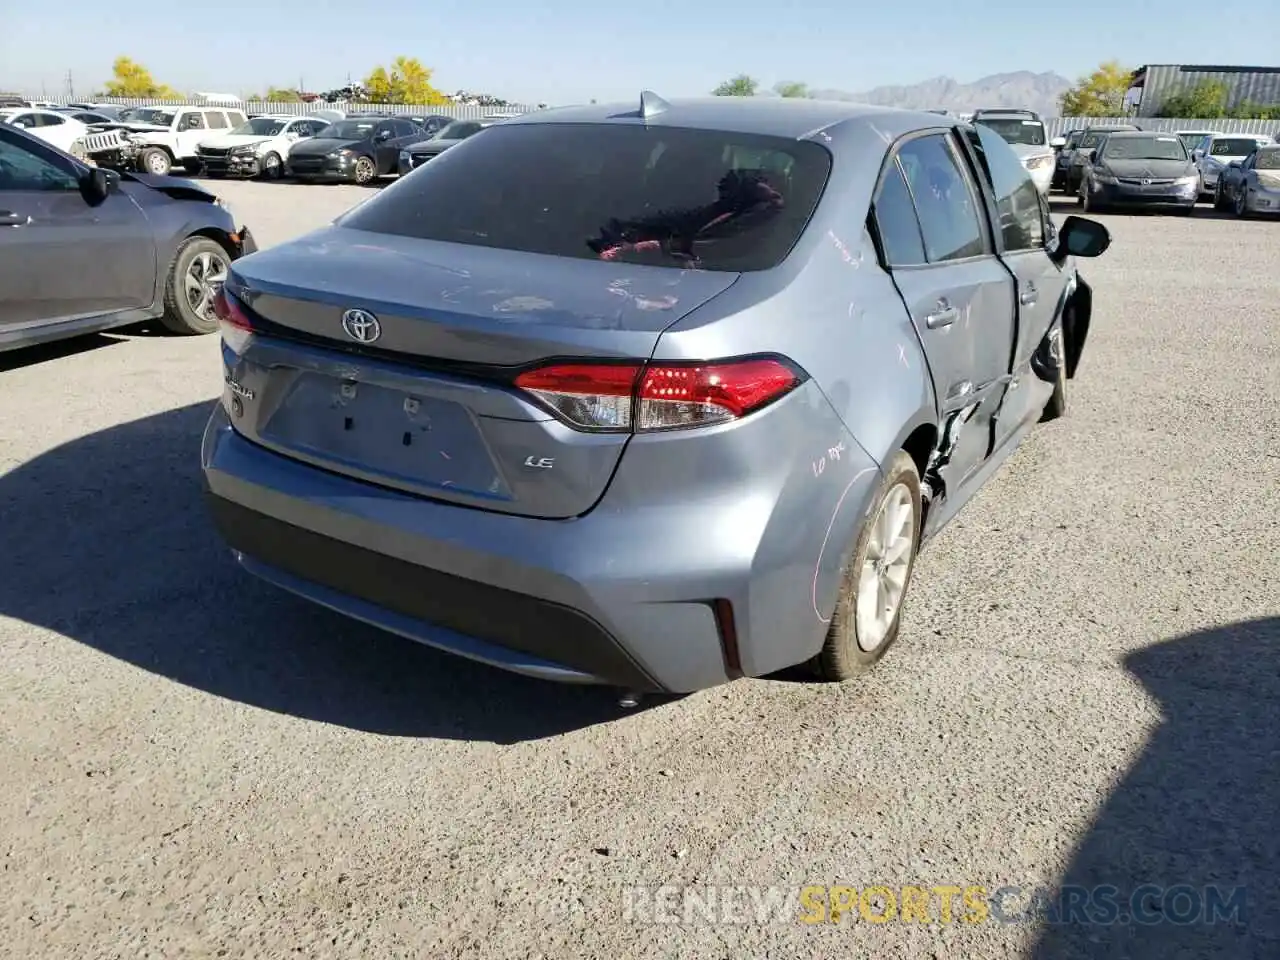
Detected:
left=513, top=356, right=804, bottom=432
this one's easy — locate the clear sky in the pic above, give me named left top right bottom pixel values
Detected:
left=3, top=0, right=1277, bottom=105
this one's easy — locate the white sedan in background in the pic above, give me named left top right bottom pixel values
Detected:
left=0, top=108, right=89, bottom=154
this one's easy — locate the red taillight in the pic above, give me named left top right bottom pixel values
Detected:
left=213, top=287, right=253, bottom=353
left=513, top=356, right=803, bottom=432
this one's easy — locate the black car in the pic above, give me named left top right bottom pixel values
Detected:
left=1059, top=125, right=1140, bottom=195
left=1076, top=131, right=1200, bottom=215
left=396, top=118, right=500, bottom=175
left=285, top=116, right=430, bottom=185
left=0, top=121, right=256, bottom=351
left=403, top=114, right=454, bottom=135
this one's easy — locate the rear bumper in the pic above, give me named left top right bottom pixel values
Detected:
left=200, top=384, right=880, bottom=692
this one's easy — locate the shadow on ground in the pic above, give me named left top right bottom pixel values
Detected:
left=0, top=331, right=130, bottom=372
left=1031, top=616, right=1280, bottom=959
left=0, top=402, right=646, bottom=742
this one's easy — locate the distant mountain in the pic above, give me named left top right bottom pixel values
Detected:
left=808, top=71, right=1074, bottom=118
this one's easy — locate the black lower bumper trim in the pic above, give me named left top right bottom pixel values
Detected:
left=206, top=494, right=661, bottom=690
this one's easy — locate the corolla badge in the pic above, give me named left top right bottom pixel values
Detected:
left=341, top=308, right=381, bottom=343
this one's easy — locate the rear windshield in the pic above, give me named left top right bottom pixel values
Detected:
left=1256, top=149, right=1280, bottom=170
left=1210, top=137, right=1261, bottom=156
left=339, top=122, right=833, bottom=272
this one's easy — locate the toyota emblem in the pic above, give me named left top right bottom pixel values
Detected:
left=341, top=308, right=381, bottom=344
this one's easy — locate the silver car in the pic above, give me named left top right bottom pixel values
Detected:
left=1193, top=133, right=1272, bottom=200
left=202, top=95, right=1111, bottom=694
left=1214, top=143, right=1280, bottom=216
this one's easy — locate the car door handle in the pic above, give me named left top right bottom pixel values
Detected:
left=1019, top=284, right=1038, bottom=306
left=0, top=210, right=32, bottom=227
left=925, top=303, right=959, bottom=329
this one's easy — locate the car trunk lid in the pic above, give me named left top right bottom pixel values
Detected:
left=222, top=226, right=739, bottom=518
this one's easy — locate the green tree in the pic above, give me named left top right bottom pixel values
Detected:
left=1228, top=99, right=1280, bottom=120
left=102, top=56, right=182, bottom=99
left=1058, top=60, right=1133, bottom=117
left=712, top=74, right=759, bottom=97
left=363, top=56, right=448, bottom=105
left=264, top=86, right=302, bottom=102
left=774, top=81, right=809, bottom=99
left=1155, top=80, right=1230, bottom=118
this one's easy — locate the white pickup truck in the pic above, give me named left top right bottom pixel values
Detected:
left=80, top=104, right=248, bottom=175
left=196, top=114, right=331, bottom=179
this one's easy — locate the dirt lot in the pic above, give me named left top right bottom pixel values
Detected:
left=2, top=181, right=1277, bottom=959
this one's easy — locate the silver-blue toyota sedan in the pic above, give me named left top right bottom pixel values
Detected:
left=202, top=93, right=1110, bottom=695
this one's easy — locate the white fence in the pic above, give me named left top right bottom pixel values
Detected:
left=1044, top=116, right=1278, bottom=138
left=20, top=96, right=1280, bottom=136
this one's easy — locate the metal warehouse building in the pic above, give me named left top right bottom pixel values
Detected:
left=1128, top=64, right=1280, bottom=117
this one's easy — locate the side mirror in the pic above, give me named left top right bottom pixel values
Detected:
left=1192, top=150, right=1204, bottom=162
left=1050, top=136, right=1067, bottom=150
left=1087, top=149, right=1099, bottom=165
left=78, top=166, right=111, bottom=207
left=285, top=130, right=300, bottom=141
left=1227, top=160, right=1242, bottom=169
left=1056, top=215, right=1111, bottom=260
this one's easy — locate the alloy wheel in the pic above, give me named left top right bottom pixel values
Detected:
left=184, top=250, right=229, bottom=323
left=856, top=483, right=916, bottom=652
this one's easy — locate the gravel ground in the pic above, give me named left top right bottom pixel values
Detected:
left=2, top=182, right=1277, bottom=960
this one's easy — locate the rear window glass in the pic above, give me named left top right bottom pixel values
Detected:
left=340, top=122, right=833, bottom=272
left=1210, top=137, right=1261, bottom=156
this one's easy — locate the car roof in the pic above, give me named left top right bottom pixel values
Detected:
left=502, top=95, right=957, bottom=141
left=1101, top=130, right=1176, bottom=139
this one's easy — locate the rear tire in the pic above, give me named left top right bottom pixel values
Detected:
left=160, top=236, right=231, bottom=336
left=813, top=451, right=922, bottom=682
left=1040, top=331, right=1068, bottom=422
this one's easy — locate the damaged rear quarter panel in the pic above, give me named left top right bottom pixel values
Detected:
left=648, top=131, right=938, bottom=628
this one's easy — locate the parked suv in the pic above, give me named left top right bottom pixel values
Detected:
left=971, top=109, right=1055, bottom=195
left=81, top=105, right=248, bottom=176
left=197, top=114, right=330, bottom=180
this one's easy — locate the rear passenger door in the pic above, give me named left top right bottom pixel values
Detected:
left=371, top=121, right=402, bottom=172
left=871, top=130, right=1018, bottom=488
left=964, top=123, right=1069, bottom=443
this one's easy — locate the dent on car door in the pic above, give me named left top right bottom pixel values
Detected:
left=962, top=123, right=1069, bottom=440
left=873, top=131, right=1018, bottom=491
left=0, top=127, right=156, bottom=333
